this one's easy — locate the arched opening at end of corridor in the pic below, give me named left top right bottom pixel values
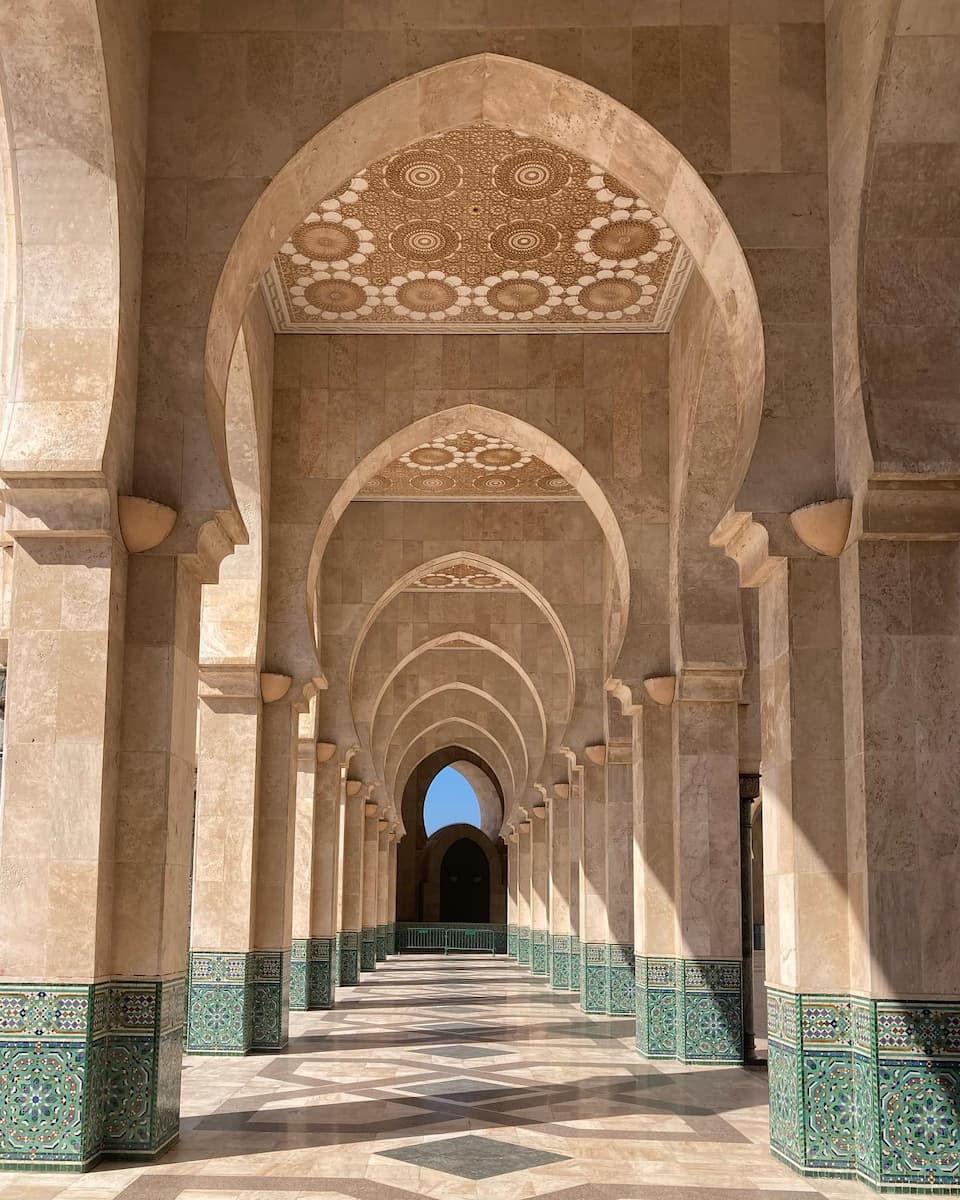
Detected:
left=424, top=766, right=482, bottom=837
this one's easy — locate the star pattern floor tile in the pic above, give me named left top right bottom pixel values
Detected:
left=377, top=1132, right=571, bottom=1178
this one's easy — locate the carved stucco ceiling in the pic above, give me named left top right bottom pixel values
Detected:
left=262, top=124, right=692, bottom=333
left=405, top=560, right=515, bottom=592
left=357, top=428, right=577, bottom=500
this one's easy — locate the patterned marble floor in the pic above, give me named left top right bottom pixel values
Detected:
left=0, top=956, right=879, bottom=1200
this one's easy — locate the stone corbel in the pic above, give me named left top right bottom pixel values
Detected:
left=260, top=672, right=292, bottom=703
left=198, top=662, right=259, bottom=700
left=377, top=817, right=389, bottom=830
left=584, top=744, right=606, bottom=766
left=553, top=783, right=570, bottom=800
left=316, top=741, right=337, bottom=764
left=118, top=496, right=178, bottom=553
left=364, top=801, right=379, bottom=817
left=345, top=779, right=363, bottom=797
left=2, top=482, right=114, bottom=541
left=789, top=498, right=852, bottom=557
left=531, top=783, right=548, bottom=819
left=607, top=739, right=631, bottom=766
left=643, top=675, right=676, bottom=706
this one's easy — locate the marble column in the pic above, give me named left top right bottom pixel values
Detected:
left=290, top=742, right=340, bottom=1011
left=507, top=837, right=519, bottom=959
left=247, top=697, right=298, bottom=1051
left=0, top=506, right=140, bottom=1169
left=386, top=835, right=398, bottom=954
left=604, top=742, right=635, bottom=1015
left=670, top=681, right=743, bottom=1063
left=568, top=766, right=582, bottom=995
left=110, top=553, right=203, bottom=1149
left=360, top=800, right=379, bottom=972
left=186, top=664, right=262, bottom=1053
left=530, top=808, right=549, bottom=976
left=516, top=822, right=531, bottom=965
left=548, top=786, right=574, bottom=989
left=376, top=824, right=389, bottom=962
left=338, top=783, right=364, bottom=985
left=579, top=758, right=608, bottom=1012
left=631, top=702, right=680, bottom=1058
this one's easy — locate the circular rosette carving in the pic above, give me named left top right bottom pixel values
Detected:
left=384, top=147, right=462, bottom=200
left=564, top=270, right=657, bottom=321
left=410, top=474, right=458, bottom=495
left=475, top=271, right=563, bottom=321
left=472, top=472, right=521, bottom=495
left=389, top=220, right=461, bottom=262
left=290, top=272, right=377, bottom=320
left=284, top=212, right=374, bottom=270
left=494, top=147, right=571, bottom=200
left=464, top=437, right=532, bottom=473
left=381, top=271, right=472, bottom=321
left=489, top=219, right=560, bottom=263
left=399, top=437, right=466, bottom=472
left=536, top=473, right=574, bottom=495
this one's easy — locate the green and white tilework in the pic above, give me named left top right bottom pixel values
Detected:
left=290, top=938, right=337, bottom=1011
left=360, top=928, right=377, bottom=972
left=530, top=930, right=548, bottom=976
left=338, top=932, right=360, bottom=985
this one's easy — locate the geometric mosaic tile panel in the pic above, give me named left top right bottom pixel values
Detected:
left=517, top=927, right=530, bottom=966
left=376, top=924, right=388, bottom=962
left=185, top=950, right=289, bottom=1055
left=605, top=943, right=636, bottom=1016
left=768, top=987, right=960, bottom=1193
left=549, top=933, right=573, bottom=991
left=290, top=937, right=337, bottom=1011
left=531, top=929, right=548, bottom=977
left=360, top=929, right=378, bottom=973
left=507, top=923, right=518, bottom=959
left=338, top=931, right=360, bottom=986
left=0, top=978, right=183, bottom=1171
left=251, top=951, right=290, bottom=1052
left=633, top=956, right=742, bottom=1065
left=580, top=942, right=607, bottom=1014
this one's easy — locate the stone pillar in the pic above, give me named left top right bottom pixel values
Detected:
left=376, top=823, right=389, bottom=962
left=603, top=742, right=635, bottom=1016
left=338, top=784, right=364, bottom=985
left=0, top=504, right=134, bottom=1169
left=360, top=800, right=379, bottom=972
left=529, top=807, right=549, bottom=976
left=516, top=821, right=531, bottom=965
left=548, top=785, right=574, bottom=989
left=386, top=835, right=398, bottom=954
left=507, top=836, right=519, bottom=959
left=246, top=698, right=298, bottom=1051
left=579, top=757, right=608, bottom=1012
left=568, top=765, right=582, bottom=995
left=186, top=665, right=262, bottom=1053
left=110, top=553, right=202, bottom=1149
left=670, top=680, right=743, bottom=1063
left=290, top=742, right=340, bottom=1011
left=632, top=702, right=679, bottom=1058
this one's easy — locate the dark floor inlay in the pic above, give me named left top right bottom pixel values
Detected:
left=377, top=1133, right=570, bottom=1179
left=413, top=1043, right=508, bottom=1059
left=399, top=1077, right=518, bottom=1098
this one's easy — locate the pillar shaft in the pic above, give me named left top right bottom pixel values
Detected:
left=633, top=702, right=680, bottom=1058
left=568, top=767, right=582, bottom=995
left=670, top=690, right=743, bottom=1063
left=386, top=838, right=398, bottom=954
left=579, top=760, right=607, bottom=1012
left=376, top=829, right=389, bottom=961
left=360, top=808, right=379, bottom=971
left=507, top=839, right=519, bottom=959
left=604, top=745, right=635, bottom=1015
left=530, top=813, right=549, bottom=976
left=516, top=824, right=531, bottom=965
left=548, top=788, right=574, bottom=989
left=338, top=793, right=364, bottom=985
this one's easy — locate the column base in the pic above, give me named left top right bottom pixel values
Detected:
left=634, top=956, right=742, bottom=1063
left=769, top=989, right=960, bottom=1193
left=290, top=938, right=337, bottom=1010
left=549, top=934, right=573, bottom=989
left=360, top=928, right=377, bottom=972
left=507, top=923, right=518, bottom=959
left=517, top=927, right=530, bottom=965
left=338, top=932, right=360, bottom=985
left=0, top=978, right=183, bottom=1171
left=580, top=943, right=606, bottom=1012
left=605, top=944, right=635, bottom=1015
left=185, top=951, right=289, bottom=1055
left=375, top=925, right=387, bottom=962
left=386, top=923, right=396, bottom=956
left=531, top=930, right=548, bottom=976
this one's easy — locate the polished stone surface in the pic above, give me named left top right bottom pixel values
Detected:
left=0, top=956, right=880, bottom=1199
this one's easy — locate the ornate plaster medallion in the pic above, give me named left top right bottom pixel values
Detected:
left=407, top=562, right=515, bottom=591
left=358, top=429, right=577, bottom=500
left=263, top=124, right=691, bottom=332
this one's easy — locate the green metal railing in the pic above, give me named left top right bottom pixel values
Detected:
left=396, top=923, right=507, bottom=955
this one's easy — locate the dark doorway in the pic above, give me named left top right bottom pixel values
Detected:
left=439, top=838, right=490, bottom=922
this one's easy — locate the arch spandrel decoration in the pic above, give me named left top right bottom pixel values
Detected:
left=205, top=54, right=764, bottom=685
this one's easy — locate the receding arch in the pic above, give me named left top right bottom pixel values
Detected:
left=379, top=682, right=536, bottom=792
left=346, top=549, right=577, bottom=701
left=204, top=53, right=764, bottom=651
left=391, top=719, right=516, bottom=804
left=447, top=761, right=502, bottom=842
left=364, top=631, right=555, bottom=758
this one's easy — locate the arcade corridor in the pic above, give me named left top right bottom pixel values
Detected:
left=0, top=956, right=875, bottom=1200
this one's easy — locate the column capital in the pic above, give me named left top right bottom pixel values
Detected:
left=198, top=662, right=260, bottom=699
left=2, top=480, right=115, bottom=542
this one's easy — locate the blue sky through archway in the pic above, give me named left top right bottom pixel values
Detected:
left=423, top=766, right=481, bottom=836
